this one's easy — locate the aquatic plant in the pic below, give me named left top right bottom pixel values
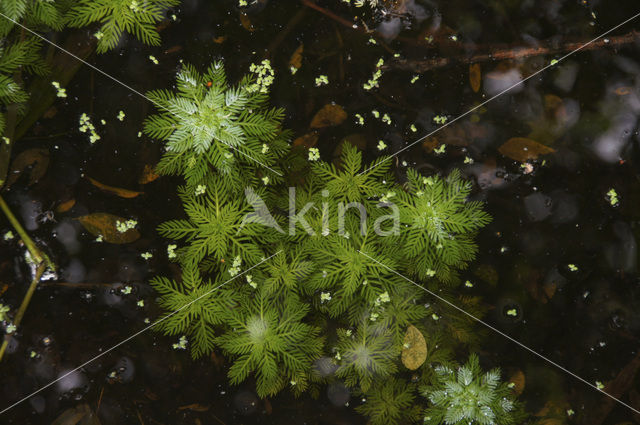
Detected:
left=142, top=60, right=509, bottom=423
left=66, top=0, right=179, bottom=53
left=143, top=61, right=290, bottom=189
left=422, top=354, right=522, bottom=425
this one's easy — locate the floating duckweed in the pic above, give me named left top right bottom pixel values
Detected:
left=95, top=234, right=104, bottom=242
left=434, top=144, right=446, bottom=154
left=566, top=409, right=575, bottom=416
left=381, top=113, right=391, bottom=125
left=51, top=81, right=67, bottom=98
left=464, top=156, right=474, bottom=164
left=367, top=37, right=377, bottom=45
left=2, top=136, right=9, bottom=144
left=141, top=252, right=153, bottom=260
left=431, top=313, right=439, bottom=321
left=172, top=335, right=188, bottom=350
left=371, top=109, right=380, bottom=118
left=6, top=323, right=16, bottom=333
left=0, top=304, right=9, bottom=321
left=116, top=219, right=137, bottom=233
left=595, top=381, right=604, bottom=390
left=410, top=75, right=420, bottom=84
left=248, top=59, right=275, bottom=93
left=369, top=312, right=379, bottom=321
left=261, top=176, right=270, bottom=185
left=246, top=274, right=257, bottom=289
left=315, top=74, right=329, bottom=87
left=101, top=119, right=107, bottom=125
left=137, top=300, right=145, bottom=307
left=228, top=256, right=242, bottom=276
left=568, top=264, right=578, bottom=272
left=506, top=308, right=518, bottom=316
left=149, top=55, right=159, bottom=65
left=378, top=291, right=390, bottom=303
left=308, top=147, right=320, bottom=161
left=433, top=115, right=447, bottom=125
left=121, top=285, right=133, bottom=295
left=3, top=231, right=14, bottom=241
left=290, top=66, right=298, bottom=75
left=606, top=188, right=619, bottom=206
left=117, top=110, right=125, bottom=121
left=425, top=269, right=436, bottom=277
left=261, top=143, right=269, bottom=154
left=550, top=59, right=559, bottom=66
left=94, top=31, right=104, bottom=40
left=376, top=140, right=387, bottom=151
left=167, top=244, right=177, bottom=259
left=195, top=184, right=206, bottom=196
left=363, top=59, right=383, bottom=90
left=410, top=124, right=417, bottom=132
left=79, top=113, right=101, bottom=144
left=320, top=292, right=332, bottom=303
left=355, top=113, right=364, bottom=125
left=450, top=35, right=458, bottom=41
left=465, top=280, right=474, bottom=287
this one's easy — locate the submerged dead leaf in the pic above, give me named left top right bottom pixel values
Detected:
left=6, top=148, right=49, bottom=188
left=310, top=104, right=347, bottom=128
left=51, top=403, right=101, bottom=425
left=469, top=63, right=481, bottom=92
left=498, top=137, right=556, bottom=162
left=293, top=132, right=318, bottom=148
left=401, top=325, right=427, bottom=370
left=87, top=176, right=143, bottom=198
left=239, top=13, right=255, bottom=32
left=614, top=86, right=632, bottom=96
left=289, top=43, right=304, bottom=72
left=76, top=213, right=140, bottom=244
left=177, top=403, right=209, bottom=412
left=56, top=199, right=76, bottom=213
left=508, top=370, right=525, bottom=396
left=138, top=164, right=160, bottom=184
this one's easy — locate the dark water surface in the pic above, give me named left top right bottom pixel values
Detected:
left=1, top=0, right=640, bottom=423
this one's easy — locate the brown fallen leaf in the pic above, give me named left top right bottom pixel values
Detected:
left=401, top=325, right=427, bottom=370
left=469, top=63, right=481, bottom=92
left=6, top=148, right=49, bottom=188
left=87, top=176, right=143, bottom=198
left=177, top=403, right=210, bottom=412
left=292, top=132, right=319, bottom=148
left=164, top=45, right=183, bottom=54
left=614, top=86, right=632, bottom=96
left=76, top=213, right=140, bottom=244
left=289, top=43, right=304, bottom=72
left=310, top=104, right=347, bottom=128
left=498, top=137, right=556, bottom=162
left=56, top=199, right=76, bottom=213
left=51, top=403, right=101, bottom=425
left=213, top=35, right=227, bottom=44
left=138, top=164, right=160, bottom=184
left=508, top=370, right=525, bottom=396
left=239, top=13, right=255, bottom=32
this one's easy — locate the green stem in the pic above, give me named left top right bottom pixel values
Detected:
left=0, top=194, right=54, bottom=270
left=0, top=262, right=46, bottom=362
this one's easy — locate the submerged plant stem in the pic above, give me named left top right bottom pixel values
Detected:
left=0, top=194, right=54, bottom=270
left=0, top=262, right=46, bottom=362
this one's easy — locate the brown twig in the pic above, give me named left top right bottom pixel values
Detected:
left=388, top=31, right=640, bottom=72
left=0, top=262, right=46, bottom=362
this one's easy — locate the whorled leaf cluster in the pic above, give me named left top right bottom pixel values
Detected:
left=145, top=61, right=520, bottom=424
